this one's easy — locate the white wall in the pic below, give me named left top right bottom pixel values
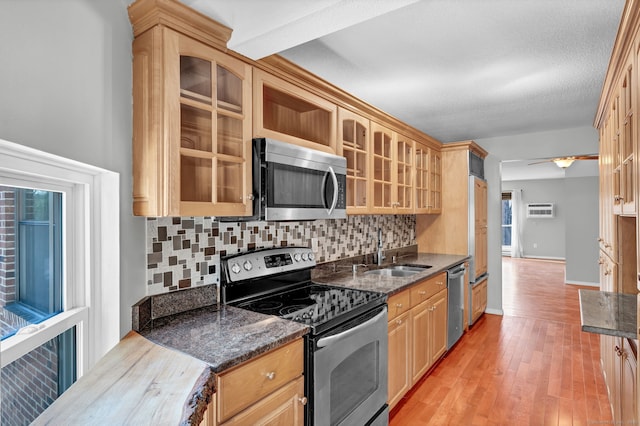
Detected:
left=476, top=126, right=600, bottom=312
left=0, top=0, right=144, bottom=337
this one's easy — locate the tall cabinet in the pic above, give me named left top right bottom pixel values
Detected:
left=593, top=0, right=640, bottom=423
left=415, top=141, right=488, bottom=328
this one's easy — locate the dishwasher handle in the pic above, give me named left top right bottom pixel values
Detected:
left=448, top=265, right=466, bottom=279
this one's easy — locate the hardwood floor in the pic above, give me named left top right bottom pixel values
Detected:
left=389, top=257, right=612, bottom=425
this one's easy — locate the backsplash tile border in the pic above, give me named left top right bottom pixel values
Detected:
left=145, top=215, right=416, bottom=296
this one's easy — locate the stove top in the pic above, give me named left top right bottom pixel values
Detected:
left=234, top=284, right=385, bottom=329
left=222, top=247, right=387, bottom=334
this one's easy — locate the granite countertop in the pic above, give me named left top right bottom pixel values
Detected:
left=139, top=304, right=309, bottom=373
left=578, top=289, right=638, bottom=339
left=313, top=253, right=470, bottom=295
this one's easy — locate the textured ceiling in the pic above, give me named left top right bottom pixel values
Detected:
left=184, top=0, right=625, bottom=143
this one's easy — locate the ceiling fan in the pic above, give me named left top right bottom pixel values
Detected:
left=528, top=154, right=599, bottom=169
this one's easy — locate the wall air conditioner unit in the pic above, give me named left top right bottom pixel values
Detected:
left=526, top=203, right=554, bottom=218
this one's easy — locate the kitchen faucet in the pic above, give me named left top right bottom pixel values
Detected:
left=376, top=229, right=385, bottom=266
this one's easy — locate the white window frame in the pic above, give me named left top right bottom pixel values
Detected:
left=0, top=139, right=120, bottom=377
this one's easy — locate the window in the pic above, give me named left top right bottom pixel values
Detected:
left=0, top=139, right=120, bottom=423
left=502, top=192, right=513, bottom=252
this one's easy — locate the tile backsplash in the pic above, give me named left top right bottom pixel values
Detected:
left=145, top=215, right=416, bottom=295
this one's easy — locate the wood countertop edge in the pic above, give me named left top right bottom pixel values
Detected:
left=33, top=331, right=215, bottom=425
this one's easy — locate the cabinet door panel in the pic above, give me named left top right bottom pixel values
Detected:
left=411, top=303, right=430, bottom=385
left=388, top=311, right=411, bottom=410
left=430, top=289, right=448, bottom=364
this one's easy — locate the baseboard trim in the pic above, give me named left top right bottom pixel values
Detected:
left=485, top=308, right=504, bottom=316
left=565, top=280, right=599, bottom=287
left=523, top=255, right=566, bottom=261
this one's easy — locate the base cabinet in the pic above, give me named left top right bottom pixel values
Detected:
left=471, top=277, right=487, bottom=324
left=387, top=273, right=448, bottom=410
left=601, top=337, right=638, bottom=425
left=215, top=339, right=306, bottom=425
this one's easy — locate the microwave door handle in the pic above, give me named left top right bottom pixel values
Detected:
left=325, top=166, right=339, bottom=215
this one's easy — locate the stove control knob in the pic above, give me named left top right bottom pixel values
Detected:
left=243, top=260, right=253, bottom=271
left=230, top=263, right=241, bottom=274
left=301, top=253, right=308, bottom=261
left=308, top=253, right=315, bottom=261
left=294, top=253, right=301, bottom=262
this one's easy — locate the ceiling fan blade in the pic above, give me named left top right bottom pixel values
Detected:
left=527, top=160, right=553, bottom=165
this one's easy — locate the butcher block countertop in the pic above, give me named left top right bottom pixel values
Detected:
left=32, top=331, right=214, bottom=426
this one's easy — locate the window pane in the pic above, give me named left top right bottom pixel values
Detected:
left=1, top=187, right=62, bottom=340
left=1, top=327, right=76, bottom=425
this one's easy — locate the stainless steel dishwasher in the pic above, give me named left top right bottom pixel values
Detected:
left=447, top=263, right=466, bottom=349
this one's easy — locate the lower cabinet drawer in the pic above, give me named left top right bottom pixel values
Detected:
left=217, top=339, right=304, bottom=422
left=221, top=376, right=305, bottom=425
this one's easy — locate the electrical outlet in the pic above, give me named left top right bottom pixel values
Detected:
left=311, top=237, right=318, bottom=251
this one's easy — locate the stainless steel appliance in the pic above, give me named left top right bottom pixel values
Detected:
left=447, top=263, right=465, bottom=349
left=222, top=247, right=388, bottom=426
left=245, top=138, right=347, bottom=221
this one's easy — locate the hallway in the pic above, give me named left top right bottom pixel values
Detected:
left=389, top=257, right=612, bottom=425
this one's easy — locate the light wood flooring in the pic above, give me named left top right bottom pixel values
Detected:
left=389, top=257, right=612, bottom=425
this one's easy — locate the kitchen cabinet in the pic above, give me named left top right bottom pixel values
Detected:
left=200, top=400, right=216, bottom=426
left=370, top=122, right=396, bottom=213
left=395, top=134, right=415, bottom=213
left=338, top=108, right=370, bottom=213
left=619, top=338, right=638, bottom=425
left=387, top=308, right=411, bottom=410
left=216, top=338, right=305, bottom=425
left=470, top=276, right=488, bottom=325
left=415, top=143, right=442, bottom=214
left=129, top=4, right=253, bottom=217
left=253, top=68, right=337, bottom=153
left=474, top=178, right=488, bottom=279
left=387, top=272, right=448, bottom=410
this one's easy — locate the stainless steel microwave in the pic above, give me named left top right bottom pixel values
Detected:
left=240, top=138, right=347, bottom=221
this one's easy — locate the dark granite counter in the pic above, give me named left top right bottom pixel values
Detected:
left=139, top=304, right=309, bottom=373
left=313, top=253, right=469, bottom=295
left=578, top=289, right=638, bottom=339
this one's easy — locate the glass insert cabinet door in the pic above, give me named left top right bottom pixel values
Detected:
left=175, top=34, right=252, bottom=216
left=338, top=109, right=370, bottom=213
left=371, top=123, right=395, bottom=213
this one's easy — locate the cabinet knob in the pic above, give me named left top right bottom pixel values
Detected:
left=246, top=194, right=255, bottom=201
left=615, top=346, right=622, bottom=356
left=298, top=396, right=308, bottom=406
left=265, top=371, right=276, bottom=380
left=436, top=281, right=444, bottom=286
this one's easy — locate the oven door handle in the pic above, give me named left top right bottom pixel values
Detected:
left=322, top=166, right=339, bottom=216
left=316, top=306, right=387, bottom=348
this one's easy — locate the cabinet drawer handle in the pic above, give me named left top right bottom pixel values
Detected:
left=418, top=290, right=427, bottom=295
left=615, top=346, right=622, bottom=356
left=298, top=396, right=308, bottom=406
left=396, top=303, right=403, bottom=308
left=436, top=281, right=444, bottom=286
left=265, top=371, right=276, bottom=380
left=396, top=319, right=403, bottom=325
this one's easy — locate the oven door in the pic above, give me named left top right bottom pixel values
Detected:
left=313, top=305, right=388, bottom=426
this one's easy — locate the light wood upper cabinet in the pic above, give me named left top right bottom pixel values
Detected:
left=370, top=122, right=396, bottom=213
left=395, top=134, right=414, bottom=213
left=131, top=24, right=253, bottom=217
left=253, top=68, right=337, bottom=153
left=415, top=143, right=442, bottom=214
left=338, top=108, right=370, bottom=213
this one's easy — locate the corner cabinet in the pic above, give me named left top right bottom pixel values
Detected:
left=131, top=22, right=253, bottom=217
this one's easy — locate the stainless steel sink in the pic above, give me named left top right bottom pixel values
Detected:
left=386, top=265, right=432, bottom=272
left=363, top=265, right=432, bottom=277
left=364, top=269, right=417, bottom=277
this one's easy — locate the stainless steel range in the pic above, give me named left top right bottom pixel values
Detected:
left=222, top=247, right=389, bottom=426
